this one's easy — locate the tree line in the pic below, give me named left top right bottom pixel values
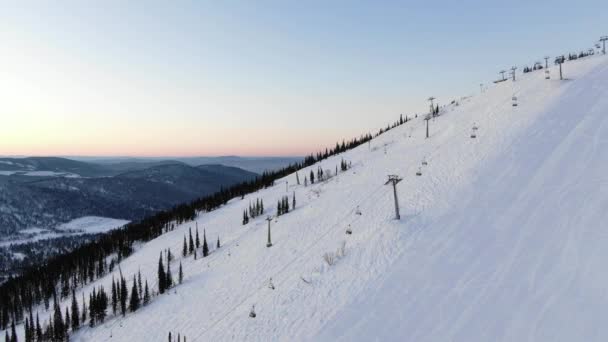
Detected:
left=0, top=113, right=410, bottom=337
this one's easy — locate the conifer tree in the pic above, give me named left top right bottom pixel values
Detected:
left=5, top=329, right=9, bottom=342
left=89, top=290, right=96, bottom=327
left=129, top=276, right=140, bottom=312
left=53, top=297, right=65, bottom=341
left=10, top=320, right=16, bottom=342
left=166, top=260, right=173, bottom=289
left=216, top=236, right=220, bottom=249
left=310, top=170, right=315, bottom=184
left=35, top=314, right=42, bottom=341
left=182, top=236, right=188, bottom=257
left=111, top=279, right=117, bottom=315
left=167, top=248, right=173, bottom=263
left=81, top=293, right=87, bottom=324
left=158, top=253, right=166, bottom=294
left=138, top=271, right=143, bottom=297
left=188, top=228, right=194, bottom=254
left=28, top=310, right=34, bottom=341
left=243, top=210, right=249, bottom=225
left=24, top=318, right=29, bottom=342
left=178, top=262, right=183, bottom=284
left=143, top=281, right=150, bottom=305
left=202, top=229, right=209, bottom=257
left=195, top=227, right=200, bottom=248
left=65, top=308, right=70, bottom=335
left=120, top=276, right=128, bottom=316
left=293, top=192, right=296, bottom=209
left=96, top=287, right=107, bottom=323
left=71, top=290, right=80, bottom=330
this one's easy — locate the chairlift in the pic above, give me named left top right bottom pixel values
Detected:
left=249, top=305, right=257, bottom=318
left=416, top=167, right=422, bottom=176
left=470, top=128, right=477, bottom=139
left=268, top=278, right=275, bottom=290
left=355, top=206, right=362, bottom=215
left=346, top=225, right=353, bottom=235
left=421, top=157, right=428, bottom=166
left=545, top=70, right=550, bottom=79
left=512, top=96, right=518, bottom=107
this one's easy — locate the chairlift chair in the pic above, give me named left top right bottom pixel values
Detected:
left=421, top=158, right=428, bottom=166
left=470, top=129, right=477, bottom=139
left=545, top=70, right=550, bottom=79
left=512, top=96, right=518, bottom=107
left=416, top=167, right=422, bottom=176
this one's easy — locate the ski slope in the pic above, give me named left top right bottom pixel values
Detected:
left=11, top=53, right=608, bottom=341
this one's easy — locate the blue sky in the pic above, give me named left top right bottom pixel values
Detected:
left=1, top=0, right=605, bottom=156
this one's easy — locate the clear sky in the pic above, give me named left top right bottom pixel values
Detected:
left=1, top=0, right=606, bottom=157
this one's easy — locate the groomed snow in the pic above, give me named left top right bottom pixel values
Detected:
left=56, top=216, right=129, bottom=234
left=7, top=54, right=608, bottom=342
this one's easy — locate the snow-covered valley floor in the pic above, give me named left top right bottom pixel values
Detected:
left=9, top=53, right=608, bottom=342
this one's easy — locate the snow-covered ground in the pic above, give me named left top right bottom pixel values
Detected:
left=55, top=216, right=130, bottom=234
left=0, top=217, right=129, bottom=247
left=7, top=53, right=608, bottom=341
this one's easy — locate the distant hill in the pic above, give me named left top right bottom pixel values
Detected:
left=115, top=163, right=258, bottom=198
left=0, top=160, right=258, bottom=235
left=75, top=156, right=302, bottom=174
left=0, top=157, right=110, bottom=177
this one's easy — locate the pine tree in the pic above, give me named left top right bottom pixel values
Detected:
left=167, top=248, right=173, bottom=263
left=182, top=236, right=188, bottom=257
left=216, top=236, right=220, bottom=249
left=120, top=276, right=128, bottom=316
left=89, top=291, right=96, bottom=327
left=178, top=262, right=183, bottom=284
left=65, top=307, right=70, bottom=335
left=188, top=228, right=194, bottom=254
left=195, top=227, right=200, bottom=248
left=138, top=271, right=143, bottom=297
left=71, top=290, right=80, bottom=330
left=143, top=281, right=150, bottom=305
left=202, top=229, right=209, bottom=257
left=24, top=318, right=29, bottom=342
left=28, top=309, right=34, bottom=342
left=129, top=276, right=140, bottom=312
left=5, top=330, right=9, bottom=342
left=10, top=320, right=16, bottom=342
left=97, top=286, right=107, bottom=323
left=292, top=192, right=296, bottom=209
left=158, top=253, right=166, bottom=294
left=35, top=314, right=42, bottom=341
left=81, top=293, right=87, bottom=324
left=166, top=260, right=173, bottom=289
left=310, top=170, right=315, bottom=184
left=53, top=297, right=65, bottom=341
left=111, top=278, right=117, bottom=315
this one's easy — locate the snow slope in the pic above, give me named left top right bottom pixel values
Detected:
left=9, top=54, right=608, bottom=342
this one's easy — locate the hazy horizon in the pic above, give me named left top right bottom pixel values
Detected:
left=2, top=1, right=606, bottom=157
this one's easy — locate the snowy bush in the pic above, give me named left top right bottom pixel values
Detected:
left=323, top=241, right=347, bottom=266
left=323, top=252, right=336, bottom=266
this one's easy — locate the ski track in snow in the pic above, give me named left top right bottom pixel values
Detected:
left=6, top=54, right=608, bottom=342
